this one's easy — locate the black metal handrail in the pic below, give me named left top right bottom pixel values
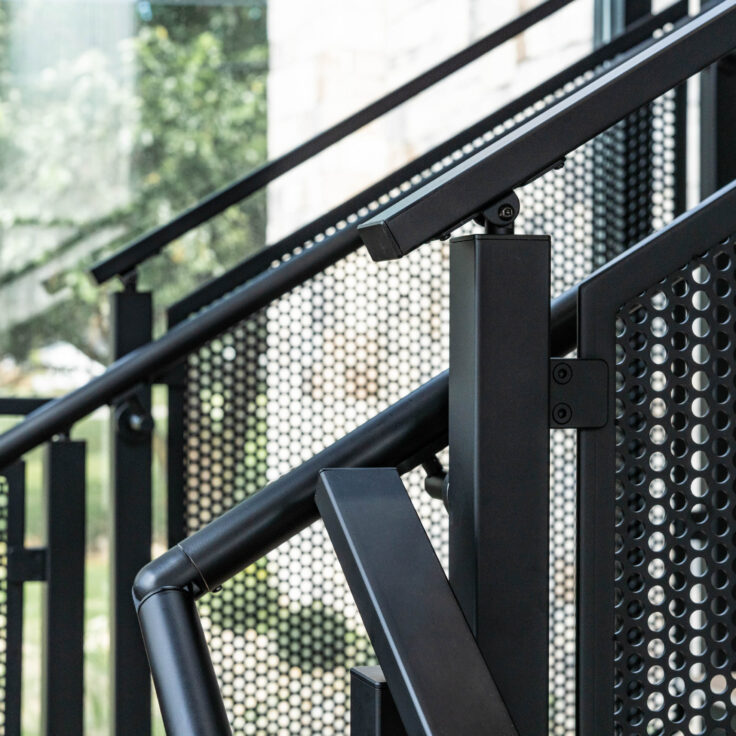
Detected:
left=132, top=269, right=578, bottom=734
left=359, top=0, right=736, bottom=260
left=168, top=2, right=684, bottom=323
left=0, top=0, right=727, bottom=470
left=136, top=176, right=736, bottom=735
left=89, top=0, right=574, bottom=285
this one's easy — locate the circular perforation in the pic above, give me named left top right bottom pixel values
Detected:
left=614, top=238, right=736, bottom=736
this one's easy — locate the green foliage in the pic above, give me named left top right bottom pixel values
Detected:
left=0, top=3, right=268, bottom=366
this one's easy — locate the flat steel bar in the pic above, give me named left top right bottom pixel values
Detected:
left=110, top=289, right=153, bottom=736
left=42, top=440, right=85, bottom=736
left=316, top=468, right=518, bottom=736
left=5, top=461, right=26, bottom=736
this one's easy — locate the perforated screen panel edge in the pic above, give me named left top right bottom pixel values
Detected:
left=578, top=179, right=736, bottom=736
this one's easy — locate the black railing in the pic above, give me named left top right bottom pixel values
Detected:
left=136, top=173, right=736, bottom=735
left=0, top=0, right=710, bottom=471
left=0, top=401, right=85, bottom=736
left=89, top=0, right=576, bottom=285
left=1, top=2, right=734, bottom=733
left=167, top=0, right=686, bottom=323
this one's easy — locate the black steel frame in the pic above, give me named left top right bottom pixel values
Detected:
left=576, top=176, right=736, bottom=734
left=0, top=2, right=733, bottom=733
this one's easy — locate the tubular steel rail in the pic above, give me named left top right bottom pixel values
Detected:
left=89, top=0, right=576, bottom=285
left=135, top=177, right=736, bottom=735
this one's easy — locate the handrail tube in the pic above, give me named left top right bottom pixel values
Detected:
left=0, top=224, right=362, bottom=468
left=135, top=181, right=733, bottom=735
left=90, top=0, right=575, bottom=284
left=359, top=0, right=736, bottom=260
left=133, top=286, right=577, bottom=604
left=137, top=588, right=231, bottom=736
left=169, top=2, right=686, bottom=322
left=133, top=288, right=576, bottom=736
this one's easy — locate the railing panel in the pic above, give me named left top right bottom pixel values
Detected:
left=578, top=180, right=736, bottom=734
left=173, top=83, right=687, bottom=735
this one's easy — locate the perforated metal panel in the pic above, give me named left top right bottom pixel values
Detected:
left=172, top=59, right=686, bottom=736
left=614, top=240, right=736, bottom=736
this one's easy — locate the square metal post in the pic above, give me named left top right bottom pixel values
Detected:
left=350, top=666, right=406, bottom=736
left=110, top=287, right=153, bottom=736
left=5, top=461, right=26, bottom=736
left=42, top=439, right=85, bottom=736
left=448, top=233, right=550, bottom=736
left=701, top=53, right=736, bottom=198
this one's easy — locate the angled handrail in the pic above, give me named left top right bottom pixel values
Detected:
left=0, top=1, right=719, bottom=468
left=359, top=0, right=736, bottom=260
left=89, top=0, right=575, bottom=285
left=134, top=179, right=736, bottom=735
left=132, top=284, right=575, bottom=734
left=168, top=1, right=685, bottom=323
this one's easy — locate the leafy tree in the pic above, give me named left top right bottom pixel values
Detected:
left=0, top=2, right=268, bottom=369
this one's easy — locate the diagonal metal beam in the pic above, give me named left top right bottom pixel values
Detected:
left=316, top=468, right=518, bottom=736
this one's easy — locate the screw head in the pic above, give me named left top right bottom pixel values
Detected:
left=553, top=362, right=572, bottom=384
left=498, top=204, right=515, bottom=221
left=553, top=403, right=572, bottom=425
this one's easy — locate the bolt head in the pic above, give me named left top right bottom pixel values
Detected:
left=553, top=403, right=572, bottom=425
left=498, top=204, right=515, bottom=221
left=553, top=362, right=572, bottom=384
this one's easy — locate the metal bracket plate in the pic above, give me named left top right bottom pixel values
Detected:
left=549, top=358, right=608, bottom=428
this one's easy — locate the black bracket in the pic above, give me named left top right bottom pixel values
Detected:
left=549, top=358, right=608, bottom=428
left=8, top=546, right=47, bottom=583
left=115, top=395, right=154, bottom=442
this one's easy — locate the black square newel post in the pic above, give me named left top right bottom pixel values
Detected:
left=448, top=232, right=550, bottom=736
left=110, top=281, right=153, bottom=736
left=43, top=438, right=86, bottom=736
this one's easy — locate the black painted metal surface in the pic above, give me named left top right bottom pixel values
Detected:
left=42, top=440, right=85, bottom=736
left=316, top=468, right=518, bottom=736
left=577, top=179, right=736, bottom=734
left=351, top=667, right=406, bottom=736
left=448, top=233, right=550, bottom=736
left=2, top=462, right=25, bottom=736
left=110, top=289, right=153, bottom=736
left=358, top=0, right=734, bottom=261
left=89, top=0, right=575, bottom=285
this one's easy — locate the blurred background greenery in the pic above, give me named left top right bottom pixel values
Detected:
left=0, top=2, right=269, bottom=733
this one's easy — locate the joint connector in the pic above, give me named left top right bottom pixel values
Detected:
left=133, top=545, right=208, bottom=610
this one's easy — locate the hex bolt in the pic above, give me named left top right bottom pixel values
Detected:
left=498, top=204, right=515, bottom=221
left=553, top=403, right=572, bottom=425
left=552, top=362, right=572, bottom=384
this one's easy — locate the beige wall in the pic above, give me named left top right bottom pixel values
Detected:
left=265, top=0, right=593, bottom=242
